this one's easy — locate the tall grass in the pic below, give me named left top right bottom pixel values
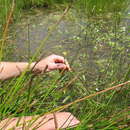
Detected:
left=0, top=0, right=130, bottom=129
left=0, top=0, right=129, bottom=29
left=74, top=0, right=129, bottom=17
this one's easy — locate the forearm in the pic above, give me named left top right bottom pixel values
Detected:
left=0, top=54, right=70, bottom=80
left=0, top=62, right=35, bottom=80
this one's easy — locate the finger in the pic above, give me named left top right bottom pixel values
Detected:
left=51, top=55, right=65, bottom=63
left=51, top=55, right=71, bottom=71
left=36, top=112, right=80, bottom=130
left=55, top=63, right=67, bottom=70
left=47, top=63, right=68, bottom=71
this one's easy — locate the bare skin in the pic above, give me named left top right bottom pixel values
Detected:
left=0, top=54, right=70, bottom=80
left=0, top=112, right=80, bottom=130
left=0, top=54, right=80, bottom=130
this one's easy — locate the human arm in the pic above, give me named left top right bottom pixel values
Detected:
left=0, top=54, right=70, bottom=80
left=0, top=112, right=80, bottom=130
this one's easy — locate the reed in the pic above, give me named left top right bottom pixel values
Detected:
left=0, top=0, right=130, bottom=129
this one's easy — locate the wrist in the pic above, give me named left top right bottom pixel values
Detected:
left=30, top=62, right=36, bottom=69
left=30, top=62, right=43, bottom=74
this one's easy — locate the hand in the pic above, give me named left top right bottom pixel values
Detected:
left=33, top=54, right=71, bottom=73
left=0, top=112, right=80, bottom=130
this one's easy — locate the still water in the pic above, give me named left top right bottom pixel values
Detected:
left=10, top=7, right=130, bottom=86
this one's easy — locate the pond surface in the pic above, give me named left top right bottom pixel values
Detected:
left=11, top=9, right=81, bottom=59
left=10, top=7, right=130, bottom=86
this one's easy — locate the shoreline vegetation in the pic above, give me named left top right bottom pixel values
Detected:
left=0, top=0, right=129, bottom=27
left=0, top=0, right=130, bottom=129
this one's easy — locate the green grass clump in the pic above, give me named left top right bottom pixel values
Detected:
left=0, top=0, right=129, bottom=29
left=0, top=0, right=130, bottom=129
left=74, top=0, right=129, bottom=17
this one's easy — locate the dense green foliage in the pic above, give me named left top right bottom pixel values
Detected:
left=0, top=0, right=130, bottom=129
left=0, top=0, right=129, bottom=29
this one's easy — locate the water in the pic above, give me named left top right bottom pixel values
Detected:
left=10, top=7, right=130, bottom=86
left=11, top=9, right=81, bottom=60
